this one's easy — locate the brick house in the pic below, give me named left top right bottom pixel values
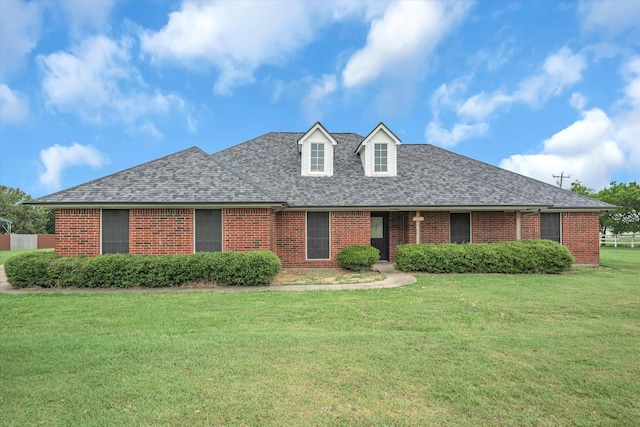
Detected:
left=30, top=123, right=614, bottom=266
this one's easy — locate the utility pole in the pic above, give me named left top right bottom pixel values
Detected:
left=552, top=172, right=570, bottom=188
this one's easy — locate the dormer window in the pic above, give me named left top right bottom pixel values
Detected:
left=310, top=142, right=325, bottom=172
left=374, top=143, right=388, bottom=172
left=355, top=123, right=401, bottom=177
left=298, top=122, right=337, bottom=177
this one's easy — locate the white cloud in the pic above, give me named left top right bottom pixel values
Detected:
left=186, top=115, right=198, bottom=134
left=579, top=0, right=640, bottom=34
left=542, top=108, right=613, bottom=156
left=0, top=84, right=29, bottom=124
left=515, top=47, right=587, bottom=107
left=342, top=1, right=473, bottom=88
left=425, top=120, right=489, bottom=147
left=614, top=57, right=640, bottom=166
left=457, top=91, right=512, bottom=121
left=428, top=47, right=587, bottom=147
left=38, top=36, right=183, bottom=123
left=140, top=1, right=351, bottom=95
left=501, top=56, right=640, bottom=189
left=301, top=74, right=337, bottom=120
left=39, top=143, right=108, bottom=190
left=0, top=0, right=42, bottom=75
left=139, top=122, right=164, bottom=140
left=499, top=108, right=627, bottom=189
left=429, top=77, right=470, bottom=117
left=570, top=92, right=587, bottom=110
left=57, top=0, right=116, bottom=39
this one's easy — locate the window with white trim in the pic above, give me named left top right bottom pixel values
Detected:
left=374, top=143, right=388, bottom=172
left=307, top=212, right=330, bottom=259
left=310, top=142, right=325, bottom=173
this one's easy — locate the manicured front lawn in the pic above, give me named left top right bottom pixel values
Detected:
left=1, top=248, right=638, bottom=425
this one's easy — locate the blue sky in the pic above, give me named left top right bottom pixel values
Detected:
left=1, top=0, right=639, bottom=198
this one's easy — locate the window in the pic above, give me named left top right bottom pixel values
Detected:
left=310, top=142, right=324, bottom=172
left=540, top=212, right=561, bottom=243
left=374, top=143, right=388, bottom=172
left=450, top=213, right=471, bottom=244
left=102, top=209, right=129, bottom=254
left=307, top=212, right=330, bottom=259
left=195, top=209, right=222, bottom=252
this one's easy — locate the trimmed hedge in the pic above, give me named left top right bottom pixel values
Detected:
left=5, top=250, right=281, bottom=288
left=395, top=240, right=574, bottom=274
left=337, top=245, right=380, bottom=271
left=3, top=251, right=59, bottom=287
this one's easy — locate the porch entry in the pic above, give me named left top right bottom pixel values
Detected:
left=370, top=212, right=389, bottom=261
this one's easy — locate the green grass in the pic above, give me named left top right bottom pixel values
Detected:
left=1, top=249, right=639, bottom=425
left=0, top=248, right=53, bottom=265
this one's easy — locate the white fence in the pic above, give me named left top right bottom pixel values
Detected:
left=600, top=233, right=637, bottom=248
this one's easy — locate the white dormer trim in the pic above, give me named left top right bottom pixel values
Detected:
left=355, top=123, right=401, bottom=177
left=298, top=122, right=338, bottom=177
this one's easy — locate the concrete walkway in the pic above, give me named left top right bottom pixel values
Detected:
left=0, top=262, right=415, bottom=294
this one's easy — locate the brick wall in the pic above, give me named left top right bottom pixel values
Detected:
left=521, top=213, right=540, bottom=239
left=472, top=211, right=516, bottom=242
left=130, top=209, right=194, bottom=255
left=223, top=208, right=272, bottom=251
left=562, top=211, right=600, bottom=264
left=274, top=211, right=369, bottom=268
left=418, top=211, right=450, bottom=244
left=389, top=211, right=409, bottom=261
left=52, top=208, right=601, bottom=265
left=274, top=211, right=305, bottom=266
left=330, top=211, right=370, bottom=266
left=55, top=209, right=100, bottom=257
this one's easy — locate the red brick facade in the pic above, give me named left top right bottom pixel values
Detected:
left=56, top=208, right=101, bottom=257
left=223, top=208, right=272, bottom=251
left=53, top=208, right=602, bottom=266
left=522, top=213, right=541, bottom=239
left=562, top=212, right=600, bottom=265
left=472, top=211, right=516, bottom=243
left=130, top=209, right=194, bottom=255
left=273, top=210, right=369, bottom=268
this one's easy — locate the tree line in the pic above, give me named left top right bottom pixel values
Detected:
left=570, top=181, right=640, bottom=235
left=0, top=185, right=54, bottom=234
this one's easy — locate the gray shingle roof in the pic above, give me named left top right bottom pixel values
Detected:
left=32, top=146, right=280, bottom=205
left=31, top=131, right=615, bottom=210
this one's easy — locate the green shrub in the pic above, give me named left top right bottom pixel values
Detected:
left=4, top=251, right=60, bottom=288
left=4, top=250, right=282, bottom=288
left=77, top=254, right=136, bottom=288
left=48, top=256, right=88, bottom=288
left=395, top=240, right=573, bottom=274
left=337, top=245, right=380, bottom=271
left=209, top=251, right=282, bottom=286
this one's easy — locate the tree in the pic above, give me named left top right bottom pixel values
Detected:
left=0, top=185, right=52, bottom=234
left=598, top=181, right=640, bottom=234
left=569, top=180, right=596, bottom=197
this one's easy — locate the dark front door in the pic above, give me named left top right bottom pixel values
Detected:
left=370, top=212, right=389, bottom=261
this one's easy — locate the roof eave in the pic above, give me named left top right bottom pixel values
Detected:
left=24, top=201, right=289, bottom=209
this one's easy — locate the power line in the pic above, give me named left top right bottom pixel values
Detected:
left=552, top=172, right=570, bottom=189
